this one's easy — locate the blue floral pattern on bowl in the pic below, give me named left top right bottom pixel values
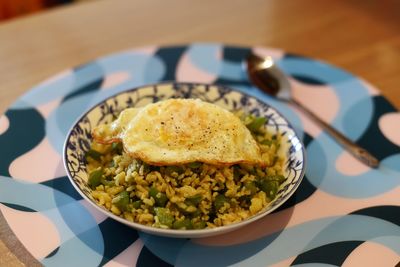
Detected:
left=63, top=82, right=305, bottom=238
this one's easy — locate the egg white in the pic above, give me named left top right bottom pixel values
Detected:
left=93, top=99, right=263, bottom=166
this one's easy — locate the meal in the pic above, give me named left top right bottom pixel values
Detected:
left=86, top=98, right=285, bottom=229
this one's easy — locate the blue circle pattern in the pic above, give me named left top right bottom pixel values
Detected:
left=1, top=43, right=399, bottom=266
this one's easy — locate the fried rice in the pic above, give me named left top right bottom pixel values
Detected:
left=85, top=111, right=286, bottom=229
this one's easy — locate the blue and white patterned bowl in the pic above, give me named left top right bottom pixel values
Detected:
left=63, top=82, right=306, bottom=238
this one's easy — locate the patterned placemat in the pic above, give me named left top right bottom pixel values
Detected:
left=0, top=43, right=399, bottom=266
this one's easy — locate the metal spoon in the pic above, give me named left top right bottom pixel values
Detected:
left=245, top=53, right=379, bottom=168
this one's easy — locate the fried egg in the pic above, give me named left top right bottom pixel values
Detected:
left=92, top=99, right=264, bottom=166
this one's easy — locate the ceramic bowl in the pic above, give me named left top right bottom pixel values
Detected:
left=63, top=82, right=305, bottom=238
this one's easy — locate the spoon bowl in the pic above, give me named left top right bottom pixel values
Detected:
left=246, top=54, right=291, bottom=101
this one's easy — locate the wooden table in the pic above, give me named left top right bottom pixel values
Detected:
left=0, top=0, right=399, bottom=265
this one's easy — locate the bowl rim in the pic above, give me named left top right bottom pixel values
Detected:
left=63, top=81, right=306, bottom=237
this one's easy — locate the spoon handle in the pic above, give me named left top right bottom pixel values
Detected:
left=290, top=99, right=379, bottom=168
